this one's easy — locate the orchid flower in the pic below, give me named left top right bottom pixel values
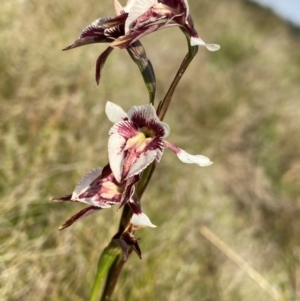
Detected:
left=51, top=164, right=156, bottom=230
left=106, top=101, right=213, bottom=183
left=63, top=0, right=219, bottom=84
left=63, top=4, right=155, bottom=91
left=114, top=0, right=220, bottom=51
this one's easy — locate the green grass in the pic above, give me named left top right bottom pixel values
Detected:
left=1, top=0, right=300, bottom=300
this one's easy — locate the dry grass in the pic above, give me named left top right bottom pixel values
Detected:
left=1, top=0, right=300, bottom=300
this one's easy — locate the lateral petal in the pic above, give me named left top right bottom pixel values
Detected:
left=58, top=206, right=101, bottom=231
left=125, top=0, right=158, bottom=33
left=131, top=212, right=157, bottom=228
left=105, top=101, right=128, bottom=123
left=72, top=168, right=103, bottom=200
left=164, top=140, right=213, bottom=166
left=190, top=37, right=220, bottom=51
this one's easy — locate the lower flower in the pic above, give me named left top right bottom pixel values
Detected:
left=51, top=164, right=156, bottom=230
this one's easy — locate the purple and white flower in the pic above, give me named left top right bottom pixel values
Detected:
left=116, top=0, right=220, bottom=51
left=63, top=0, right=219, bottom=85
left=52, top=164, right=156, bottom=230
left=106, top=101, right=213, bottom=182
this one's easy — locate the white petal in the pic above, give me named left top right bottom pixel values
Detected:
left=72, top=168, right=102, bottom=200
left=113, top=0, right=124, bottom=15
left=177, top=149, right=213, bottom=166
left=190, top=37, right=220, bottom=51
left=105, top=101, right=127, bottom=123
left=131, top=212, right=157, bottom=228
left=108, top=134, right=126, bottom=182
left=126, top=149, right=158, bottom=179
left=160, top=121, right=170, bottom=139
left=127, top=104, right=158, bottom=123
left=128, top=104, right=170, bottom=138
left=125, top=0, right=158, bottom=33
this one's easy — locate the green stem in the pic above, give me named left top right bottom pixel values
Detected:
left=89, top=244, right=121, bottom=301
left=91, top=32, right=198, bottom=301
left=158, top=32, right=198, bottom=120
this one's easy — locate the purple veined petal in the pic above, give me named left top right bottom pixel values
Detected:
left=190, top=37, right=220, bottom=51
left=119, top=174, right=140, bottom=209
left=182, top=0, right=189, bottom=21
left=105, top=101, right=128, bottom=123
left=127, top=104, right=158, bottom=123
left=95, top=47, right=114, bottom=85
left=58, top=206, right=101, bottom=231
left=112, top=22, right=178, bottom=49
left=62, top=17, right=113, bottom=51
left=109, top=120, right=139, bottom=182
left=72, top=168, right=103, bottom=200
left=125, top=148, right=158, bottom=179
left=109, top=120, right=141, bottom=181
left=109, top=120, right=138, bottom=138
left=125, top=0, right=158, bottom=33
left=128, top=104, right=170, bottom=139
left=164, top=140, right=213, bottom=166
left=160, top=0, right=189, bottom=19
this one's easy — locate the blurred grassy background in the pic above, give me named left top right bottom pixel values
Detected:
left=1, top=0, right=300, bottom=300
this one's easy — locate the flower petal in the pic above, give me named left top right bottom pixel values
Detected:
left=190, top=37, right=220, bottom=51
left=108, top=135, right=126, bottom=183
left=128, top=103, right=158, bottom=123
left=131, top=212, right=157, bottom=228
left=119, top=174, right=140, bottom=209
left=128, top=104, right=170, bottom=138
left=108, top=120, right=138, bottom=182
left=125, top=0, right=158, bottom=33
left=71, top=165, right=123, bottom=208
left=129, top=199, right=156, bottom=228
left=105, top=101, right=128, bottom=123
left=95, top=47, right=114, bottom=85
left=114, top=0, right=124, bottom=15
left=51, top=194, right=72, bottom=202
left=164, top=141, right=213, bottom=166
left=58, top=206, right=101, bottom=231
left=72, top=168, right=103, bottom=200
left=125, top=148, right=158, bottom=179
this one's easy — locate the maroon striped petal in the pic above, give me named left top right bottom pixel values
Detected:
left=71, top=166, right=124, bottom=208
left=95, top=47, right=114, bottom=85
left=108, top=120, right=139, bottom=182
left=119, top=174, right=140, bottom=209
left=58, top=206, right=101, bottom=230
left=128, top=104, right=170, bottom=138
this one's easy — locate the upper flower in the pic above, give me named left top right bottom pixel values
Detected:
left=63, top=0, right=219, bottom=85
left=106, top=101, right=213, bottom=182
left=118, top=0, right=220, bottom=51
left=52, top=164, right=156, bottom=230
left=64, top=0, right=219, bottom=51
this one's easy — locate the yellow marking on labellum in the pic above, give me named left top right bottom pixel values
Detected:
left=101, top=181, right=124, bottom=199
left=124, top=132, right=146, bottom=150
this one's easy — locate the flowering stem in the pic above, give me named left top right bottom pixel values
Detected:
left=158, top=32, right=198, bottom=120
left=92, top=34, right=198, bottom=301
left=89, top=244, right=121, bottom=301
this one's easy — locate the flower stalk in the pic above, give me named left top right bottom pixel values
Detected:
left=54, top=1, right=219, bottom=300
left=94, top=35, right=200, bottom=301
